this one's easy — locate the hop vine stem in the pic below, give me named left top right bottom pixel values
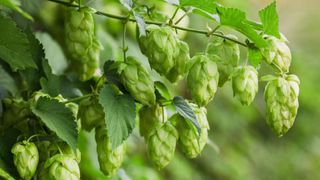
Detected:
left=48, top=0, right=247, bottom=47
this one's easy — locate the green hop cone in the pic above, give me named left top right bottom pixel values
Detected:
left=264, top=74, right=300, bottom=137
left=119, top=56, right=156, bottom=105
left=78, top=97, right=104, bottom=131
left=95, top=125, right=126, bottom=177
left=261, top=34, right=291, bottom=73
left=206, top=34, right=240, bottom=87
left=175, top=103, right=209, bottom=158
left=147, top=121, right=178, bottom=169
left=139, top=104, right=166, bottom=140
left=166, top=40, right=190, bottom=83
left=11, top=141, right=39, bottom=180
left=187, top=55, right=219, bottom=106
left=65, top=7, right=100, bottom=81
left=48, top=142, right=81, bottom=163
left=139, top=25, right=180, bottom=76
left=232, top=66, right=259, bottom=106
left=41, top=154, right=80, bottom=180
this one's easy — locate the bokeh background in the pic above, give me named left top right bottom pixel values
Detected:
left=20, top=0, right=320, bottom=179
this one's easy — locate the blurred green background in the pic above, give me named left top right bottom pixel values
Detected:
left=20, top=0, right=320, bottom=179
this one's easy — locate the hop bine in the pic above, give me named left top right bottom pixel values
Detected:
left=206, top=34, right=240, bottom=87
left=95, top=125, right=126, bottom=177
left=264, top=74, right=300, bottom=136
left=11, top=140, right=39, bottom=180
left=65, top=7, right=100, bottom=81
left=118, top=56, right=156, bottom=105
left=175, top=103, right=209, bottom=158
left=187, top=55, right=219, bottom=106
left=232, top=66, right=259, bottom=106
left=261, top=34, right=291, bottom=73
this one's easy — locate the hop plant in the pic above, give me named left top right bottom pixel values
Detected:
left=139, top=25, right=180, bottom=76
left=119, top=56, right=156, bottom=105
left=139, top=104, right=167, bottom=140
left=11, top=141, right=39, bottom=180
left=65, top=7, right=100, bottom=81
left=40, top=154, right=80, bottom=180
left=175, top=103, right=209, bottom=158
left=78, top=97, right=104, bottom=131
left=95, top=125, right=126, bottom=177
left=187, top=55, right=219, bottom=106
left=147, top=121, right=178, bottom=169
left=232, top=66, right=259, bottom=106
left=264, top=74, right=300, bottom=136
left=166, top=40, right=190, bottom=83
left=261, top=34, right=291, bottom=73
left=206, top=34, right=240, bottom=87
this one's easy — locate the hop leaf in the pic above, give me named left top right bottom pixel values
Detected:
left=206, top=34, right=240, bottom=86
left=175, top=103, right=209, bottom=158
left=232, top=66, right=259, bottom=105
left=187, top=55, right=219, bottom=106
left=65, top=7, right=100, bottom=81
left=261, top=34, right=291, bottom=73
left=11, top=141, right=39, bottom=180
left=119, top=56, right=156, bottom=105
left=78, top=97, right=104, bottom=131
left=147, top=121, right=178, bottom=169
left=95, top=125, right=126, bottom=177
left=264, top=74, right=300, bottom=136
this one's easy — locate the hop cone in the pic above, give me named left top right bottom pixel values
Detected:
left=78, top=97, right=104, bottom=131
left=40, top=154, right=80, bottom=180
left=166, top=40, right=190, bottom=83
left=232, top=66, right=259, bottom=106
left=139, top=104, right=167, bottom=139
left=175, top=104, right=209, bottom=158
left=65, top=7, right=100, bottom=81
left=119, top=56, right=156, bottom=105
left=206, top=34, right=240, bottom=86
left=139, top=25, right=180, bottom=76
left=48, top=142, right=81, bottom=163
left=187, top=55, right=219, bottom=106
left=147, top=121, right=178, bottom=169
left=264, top=74, right=300, bottom=136
left=95, top=125, right=126, bottom=176
left=261, top=34, right=291, bottom=73
left=11, top=141, right=39, bottom=180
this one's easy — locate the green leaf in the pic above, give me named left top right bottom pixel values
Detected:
left=0, top=0, right=33, bottom=20
left=173, top=96, right=200, bottom=132
left=103, top=60, right=127, bottom=93
left=180, top=0, right=219, bottom=21
left=133, top=12, right=146, bottom=37
left=40, top=60, right=61, bottom=97
left=259, top=1, right=280, bottom=38
left=216, top=7, right=268, bottom=48
left=0, top=65, right=17, bottom=95
left=31, top=97, right=78, bottom=150
left=248, top=47, right=263, bottom=67
left=98, top=84, right=136, bottom=148
left=155, top=81, right=171, bottom=100
left=0, top=16, right=36, bottom=71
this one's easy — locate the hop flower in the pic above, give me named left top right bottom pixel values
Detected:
left=232, top=66, right=259, bottom=105
left=261, top=34, right=291, bottom=73
left=95, top=125, right=126, bottom=177
left=147, top=121, right=178, bottom=169
left=187, top=55, right=219, bottom=106
left=139, top=104, right=167, bottom=140
left=264, top=74, right=300, bottom=136
left=78, top=97, right=104, bottom=131
left=206, top=34, right=240, bottom=87
left=65, top=7, right=100, bottom=81
left=139, top=25, right=180, bottom=77
left=175, top=103, right=209, bottom=158
left=119, top=56, right=156, bottom=105
left=11, top=141, right=39, bottom=180
left=166, top=40, right=190, bottom=83
left=48, top=142, right=81, bottom=163
left=40, top=154, right=80, bottom=180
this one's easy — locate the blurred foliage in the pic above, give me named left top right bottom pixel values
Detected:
left=10, top=0, right=320, bottom=179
